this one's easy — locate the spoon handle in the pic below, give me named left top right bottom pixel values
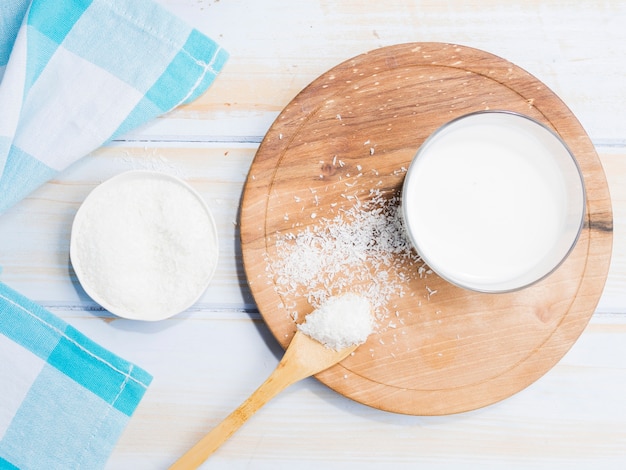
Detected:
left=169, top=352, right=304, bottom=469
left=169, top=331, right=357, bottom=469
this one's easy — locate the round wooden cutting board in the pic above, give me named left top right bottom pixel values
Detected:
left=240, top=43, right=613, bottom=415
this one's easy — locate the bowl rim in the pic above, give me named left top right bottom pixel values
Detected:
left=69, top=170, right=220, bottom=320
left=401, top=109, right=587, bottom=293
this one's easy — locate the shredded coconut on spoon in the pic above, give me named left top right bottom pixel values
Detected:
left=297, top=293, right=373, bottom=350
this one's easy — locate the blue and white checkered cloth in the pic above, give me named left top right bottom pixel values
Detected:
left=0, top=283, right=153, bottom=469
left=0, top=0, right=228, bottom=214
left=0, top=0, right=228, bottom=467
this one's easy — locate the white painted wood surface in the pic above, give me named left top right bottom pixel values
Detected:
left=1, top=1, right=625, bottom=468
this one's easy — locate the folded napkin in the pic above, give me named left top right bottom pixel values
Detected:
left=0, top=0, right=228, bottom=214
left=0, top=0, right=228, bottom=467
left=0, top=282, right=152, bottom=469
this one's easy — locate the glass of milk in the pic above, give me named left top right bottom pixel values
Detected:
left=402, top=111, right=585, bottom=293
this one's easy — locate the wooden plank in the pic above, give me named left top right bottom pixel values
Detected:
left=134, top=0, right=626, bottom=143
left=1, top=145, right=624, bottom=314
left=61, top=310, right=623, bottom=469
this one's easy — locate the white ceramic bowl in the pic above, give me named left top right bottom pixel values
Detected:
left=70, top=171, right=219, bottom=320
left=402, top=111, right=585, bottom=293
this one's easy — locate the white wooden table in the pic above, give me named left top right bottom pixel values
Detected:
left=1, top=1, right=626, bottom=468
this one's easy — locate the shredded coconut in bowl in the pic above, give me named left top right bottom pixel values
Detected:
left=298, top=293, right=373, bottom=350
left=70, top=171, right=219, bottom=321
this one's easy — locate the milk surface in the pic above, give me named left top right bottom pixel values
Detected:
left=403, top=113, right=583, bottom=291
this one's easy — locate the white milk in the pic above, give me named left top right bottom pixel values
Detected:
left=402, top=112, right=585, bottom=292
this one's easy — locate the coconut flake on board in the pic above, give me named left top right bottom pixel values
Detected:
left=268, top=188, right=423, bottom=328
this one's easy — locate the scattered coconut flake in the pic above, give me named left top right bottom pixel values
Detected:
left=268, top=189, right=421, bottom=323
left=298, top=293, right=373, bottom=350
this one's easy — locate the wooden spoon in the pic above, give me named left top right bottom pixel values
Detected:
left=169, top=330, right=358, bottom=469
